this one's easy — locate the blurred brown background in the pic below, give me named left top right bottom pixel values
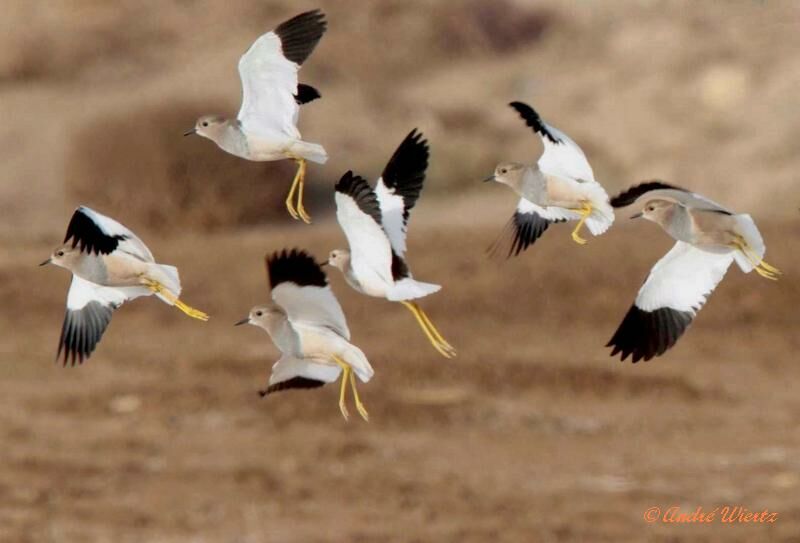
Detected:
left=1, top=1, right=799, bottom=541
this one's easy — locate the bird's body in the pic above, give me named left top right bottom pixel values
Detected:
left=485, top=101, right=614, bottom=255
left=607, top=181, right=779, bottom=363
left=237, top=249, right=373, bottom=421
left=41, top=206, right=208, bottom=365
left=187, top=10, right=328, bottom=223
left=329, top=130, right=455, bottom=358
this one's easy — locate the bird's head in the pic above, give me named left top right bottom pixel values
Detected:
left=41, top=244, right=81, bottom=269
left=326, top=249, right=351, bottom=271
left=185, top=115, right=228, bottom=139
left=631, top=199, right=677, bottom=224
left=235, top=303, right=286, bottom=329
left=484, top=162, right=526, bottom=188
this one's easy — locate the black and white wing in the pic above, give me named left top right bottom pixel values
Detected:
left=374, top=129, right=429, bottom=258
left=259, top=355, right=341, bottom=396
left=509, top=101, right=595, bottom=183
left=610, top=181, right=732, bottom=214
left=334, top=171, right=394, bottom=286
left=491, top=199, right=568, bottom=257
left=267, top=249, right=350, bottom=339
left=64, top=206, right=153, bottom=261
left=237, top=10, right=326, bottom=138
left=58, top=276, right=149, bottom=366
left=607, top=241, right=734, bottom=363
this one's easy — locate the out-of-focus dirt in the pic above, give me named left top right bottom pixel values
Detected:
left=2, top=1, right=799, bottom=541
left=1, top=1, right=799, bottom=238
left=1, top=204, right=799, bottom=541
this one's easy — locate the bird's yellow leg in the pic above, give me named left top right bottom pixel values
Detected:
left=284, top=161, right=302, bottom=221
left=732, top=237, right=781, bottom=280
left=347, top=369, right=369, bottom=422
left=141, top=278, right=209, bottom=321
left=293, top=159, right=311, bottom=224
left=333, top=357, right=350, bottom=421
left=413, top=303, right=456, bottom=355
left=569, top=202, right=592, bottom=245
left=400, top=301, right=455, bottom=359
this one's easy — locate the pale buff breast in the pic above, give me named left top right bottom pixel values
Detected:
left=689, top=210, right=739, bottom=249
left=100, top=253, right=152, bottom=287
left=545, top=175, right=587, bottom=208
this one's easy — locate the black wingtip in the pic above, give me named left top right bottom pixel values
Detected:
left=606, top=305, right=693, bottom=363
left=63, top=208, right=125, bottom=256
left=380, top=129, right=429, bottom=216
left=609, top=181, right=687, bottom=208
left=488, top=209, right=564, bottom=258
left=274, top=9, right=327, bottom=66
left=57, top=302, right=114, bottom=366
left=509, top=101, right=560, bottom=144
left=335, top=171, right=382, bottom=225
left=266, top=248, right=328, bottom=289
left=295, top=83, right=321, bottom=105
left=261, top=377, right=326, bottom=395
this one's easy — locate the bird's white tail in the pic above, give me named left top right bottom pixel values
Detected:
left=732, top=214, right=766, bottom=273
left=386, top=278, right=441, bottom=302
left=291, top=140, right=328, bottom=164
left=343, top=343, right=374, bottom=383
left=583, top=183, right=615, bottom=236
left=147, top=264, right=182, bottom=305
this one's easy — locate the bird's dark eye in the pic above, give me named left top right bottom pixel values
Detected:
left=255, top=311, right=263, bottom=317
left=56, top=250, right=64, bottom=257
left=202, top=121, right=209, bottom=127
left=500, top=168, right=507, bottom=174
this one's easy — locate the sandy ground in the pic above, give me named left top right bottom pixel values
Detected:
left=2, top=201, right=799, bottom=542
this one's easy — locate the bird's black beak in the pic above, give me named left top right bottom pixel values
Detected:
left=183, top=128, right=197, bottom=137
left=39, top=258, right=51, bottom=267
left=234, top=317, right=250, bottom=326
left=482, top=174, right=496, bottom=183
left=629, top=212, right=643, bottom=220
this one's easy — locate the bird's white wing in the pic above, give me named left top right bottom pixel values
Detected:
left=237, top=10, right=326, bottom=139
left=58, top=275, right=150, bottom=365
left=334, top=172, right=394, bottom=286
left=509, top=101, right=595, bottom=183
left=607, top=241, right=734, bottom=362
left=272, top=283, right=350, bottom=339
left=374, top=129, right=429, bottom=257
left=65, top=206, right=154, bottom=262
left=260, top=355, right=342, bottom=396
left=267, top=249, right=350, bottom=339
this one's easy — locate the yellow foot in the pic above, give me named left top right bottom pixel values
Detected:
left=569, top=202, right=592, bottom=246
left=296, top=200, right=312, bottom=224
left=174, top=300, right=210, bottom=321
left=284, top=158, right=311, bottom=223
left=571, top=230, right=588, bottom=245
left=401, top=301, right=456, bottom=359
left=284, top=195, right=300, bottom=221
left=335, top=357, right=351, bottom=422
left=754, top=266, right=779, bottom=281
left=142, top=277, right=210, bottom=321
left=733, top=237, right=781, bottom=281
left=349, top=371, right=369, bottom=422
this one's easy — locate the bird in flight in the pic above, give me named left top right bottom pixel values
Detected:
left=186, top=10, right=328, bottom=223
left=485, top=101, right=614, bottom=256
left=41, top=206, right=208, bottom=365
left=328, top=129, right=456, bottom=358
left=236, top=249, right=373, bottom=421
left=607, top=181, right=780, bottom=363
